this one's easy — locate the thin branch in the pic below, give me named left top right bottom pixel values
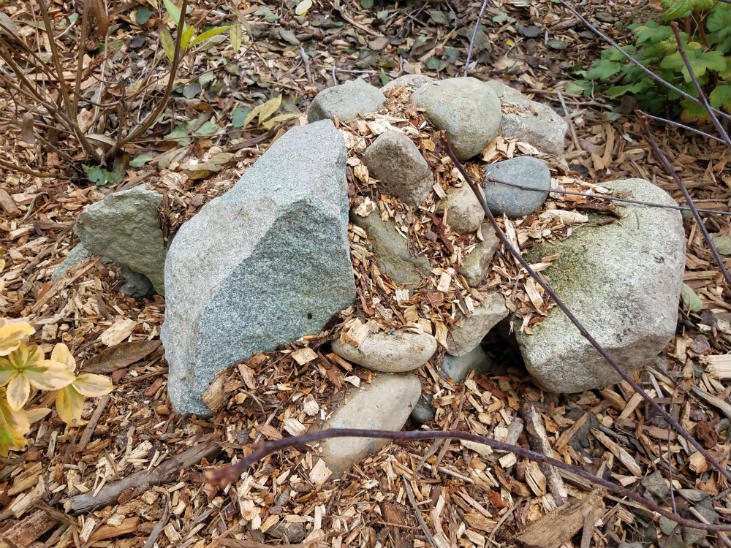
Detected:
left=444, top=136, right=731, bottom=483
left=0, top=158, right=56, bottom=178
left=640, top=116, right=731, bottom=287
left=72, top=0, right=92, bottom=119
left=463, top=0, right=489, bottom=77
left=638, top=110, right=726, bottom=144
left=559, top=0, right=731, bottom=122
left=669, top=22, right=731, bottom=151
left=208, top=428, right=731, bottom=533
left=109, top=0, right=189, bottom=158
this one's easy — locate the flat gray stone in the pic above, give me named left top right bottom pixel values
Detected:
left=516, top=179, right=685, bottom=393
left=437, top=185, right=484, bottom=234
left=411, top=77, right=501, bottom=160
left=74, top=185, right=166, bottom=294
left=363, top=131, right=433, bottom=207
left=445, top=293, right=508, bottom=356
left=484, top=80, right=567, bottom=155
left=52, top=243, right=94, bottom=281
left=307, top=79, right=385, bottom=123
left=461, top=223, right=500, bottom=287
left=440, top=345, right=492, bottom=382
left=382, top=74, right=434, bottom=92
left=332, top=328, right=436, bottom=373
left=162, top=121, right=355, bottom=415
left=351, top=208, right=432, bottom=289
left=318, top=373, right=421, bottom=474
left=483, top=156, right=551, bottom=217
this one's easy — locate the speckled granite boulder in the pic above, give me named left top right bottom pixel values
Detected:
left=308, top=79, right=385, bottom=123
left=516, top=178, right=685, bottom=393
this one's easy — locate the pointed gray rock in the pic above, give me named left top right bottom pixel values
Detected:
left=363, top=131, right=433, bottom=207
left=411, top=77, right=501, bottom=160
left=162, top=121, right=355, bottom=415
left=446, top=293, right=509, bottom=356
left=307, top=79, right=385, bottom=123
left=517, top=179, right=685, bottom=393
left=74, top=185, right=165, bottom=294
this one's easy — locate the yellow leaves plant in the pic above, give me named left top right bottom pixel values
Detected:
left=242, top=95, right=300, bottom=130
left=0, top=319, right=113, bottom=455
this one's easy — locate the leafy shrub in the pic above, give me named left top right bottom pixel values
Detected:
left=0, top=315, right=113, bottom=456
left=567, top=0, right=731, bottom=121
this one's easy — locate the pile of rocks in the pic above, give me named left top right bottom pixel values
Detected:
left=61, top=75, right=685, bottom=475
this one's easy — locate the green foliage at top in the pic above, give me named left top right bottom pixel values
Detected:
left=567, top=1, right=731, bottom=121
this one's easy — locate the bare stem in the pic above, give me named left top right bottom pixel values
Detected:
left=638, top=109, right=726, bottom=144
left=72, top=0, right=92, bottom=119
left=208, top=428, right=731, bottom=534
left=463, top=0, right=489, bottom=77
left=0, top=158, right=56, bottom=178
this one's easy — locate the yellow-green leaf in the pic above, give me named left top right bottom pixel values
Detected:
left=231, top=21, right=241, bottom=52
left=4, top=343, right=42, bottom=371
left=26, top=361, right=75, bottom=391
left=72, top=374, right=113, bottom=398
left=0, top=364, right=14, bottom=386
left=260, top=112, right=300, bottom=129
left=163, top=0, right=182, bottom=26
left=26, top=407, right=50, bottom=424
left=190, top=25, right=231, bottom=47
left=295, top=0, right=313, bottom=16
left=6, top=374, right=29, bottom=411
left=180, top=24, right=196, bottom=52
left=146, top=0, right=159, bottom=9
left=0, top=320, right=35, bottom=357
left=0, top=396, right=29, bottom=455
left=159, top=25, right=175, bottom=62
left=50, top=343, right=75, bottom=371
left=56, top=385, right=85, bottom=426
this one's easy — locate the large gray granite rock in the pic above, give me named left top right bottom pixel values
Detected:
left=162, top=121, right=355, bottom=415
left=51, top=243, right=94, bottom=280
left=307, top=79, right=385, bottom=123
left=411, top=77, right=501, bottom=160
left=318, top=373, right=421, bottom=474
left=382, top=74, right=434, bottom=92
left=351, top=208, right=432, bottom=289
left=484, top=80, right=568, bottom=155
left=74, top=186, right=166, bottom=294
left=363, top=130, right=433, bottom=207
left=516, top=178, right=685, bottom=393
left=483, top=156, right=551, bottom=218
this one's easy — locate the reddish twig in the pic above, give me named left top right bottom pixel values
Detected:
left=640, top=116, right=731, bottom=287
left=463, top=0, right=489, bottom=77
left=443, top=136, right=731, bottom=483
left=669, top=22, right=731, bottom=151
left=638, top=110, right=726, bottom=144
left=207, top=428, right=731, bottom=533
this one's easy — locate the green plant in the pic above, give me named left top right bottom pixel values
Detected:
left=0, top=312, right=113, bottom=455
left=567, top=0, right=731, bottom=121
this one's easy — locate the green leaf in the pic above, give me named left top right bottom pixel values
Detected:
left=428, top=10, right=450, bottom=25
left=231, top=20, right=241, bottom=52
left=260, top=112, right=300, bottom=130
left=182, top=80, right=201, bottom=98
left=254, top=6, right=277, bottom=23
left=180, top=24, right=195, bottom=52
left=709, top=83, right=731, bottom=110
left=663, top=0, right=693, bottom=21
left=584, top=59, right=622, bottom=81
left=492, top=13, right=509, bottom=23
left=681, top=283, right=703, bottom=312
left=159, top=25, right=175, bottom=62
left=232, top=106, right=251, bottom=128
left=190, top=25, right=231, bottom=47
left=163, top=0, right=182, bottom=25
left=195, top=120, right=219, bottom=135
left=376, top=9, right=389, bottom=19
left=129, top=152, right=154, bottom=167
left=712, top=235, right=731, bottom=255
left=199, top=72, right=215, bottom=87
left=165, top=121, right=192, bottom=145
left=564, top=80, right=593, bottom=95
left=136, top=6, right=154, bottom=25
left=295, top=0, right=312, bottom=16
left=86, top=165, right=125, bottom=187
left=361, top=0, right=374, bottom=8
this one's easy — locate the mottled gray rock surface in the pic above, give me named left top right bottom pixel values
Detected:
left=483, top=156, right=551, bottom=217
left=332, top=328, right=436, bottom=373
left=382, top=74, right=434, bottom=92
left=318, top=374, right=421, bottom=474
left=516, top=179, right=685, bottom=393
left=438, top=185, right=484, bottom=234
left=446, top=293, right=509, bottom=356
left=307, top=79, right=385, bottom=123
left=363, top=131, right=433, bottom=207
left=411, top=77, right=501, bottom=160
left=119, top=266, right=153, bottom=298
left=351, top=209, right=432, bottom=288
left=441, top=345, right=492, bottom=382
left=484, top=80, right=567, bottom=155
left=52, top=244, right=94, bottom=281
left=410, top=393, right=435, bottom=424
left=74, top=185, right=165, bottom=294
left=461, top=224, right=500, bottom=287
left=163, top=121, right=355, bottom=415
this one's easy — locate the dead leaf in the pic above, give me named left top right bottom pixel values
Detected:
left=82, top=340, right=160, bottom=373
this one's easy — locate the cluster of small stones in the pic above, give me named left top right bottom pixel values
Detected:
left=59, top=74, right=685, bottom=475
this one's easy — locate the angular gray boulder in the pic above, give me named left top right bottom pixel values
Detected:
left=484, top=156, right=551, bottom=218
left=308, top=79, right=385, bottom=123
left=446, top=293, right=509, bottom=356
left=52, top=243, right=94, bottom=281
left=461, top=224, right=500, bottom=287
left=411, top=77, right=501, bottom=160
left=74, top=185, right=166, bottom=295
left=516, top=178, right=685, bottom=393
left=363, top=131, right=433, bottom=207
left=484, top=80, right=568, bottom=155
left=162, top=121, right=355, bottom=415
